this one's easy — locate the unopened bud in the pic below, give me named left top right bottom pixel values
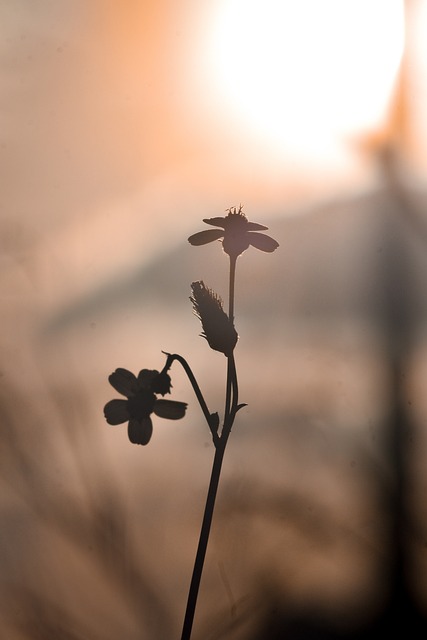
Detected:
left=190, top=281, right=238, bottom=356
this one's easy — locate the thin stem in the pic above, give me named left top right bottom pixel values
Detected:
left=180, top=372, right=239, bottom=640
left=228, top=255, right=237, bottom=324
left=224, top=256, right=237, bottom=422
left=180, top=254, right=240, bottom=639
left=229, top=353, right=239, bottom=416
left=224, top=357, right=233, bottom=424
left=180, top=440, right=226, bottom=640
left=162, top=352, right=219, bottom=447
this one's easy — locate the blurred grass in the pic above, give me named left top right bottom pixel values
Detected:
left=2, top=181, right=427, bottom=638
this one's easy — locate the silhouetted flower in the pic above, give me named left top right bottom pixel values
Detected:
left=104, top=368, right=187, bottom=445
left=190, top=281, right=238, bottom=356
left=188, top=205, right=279, bottom=258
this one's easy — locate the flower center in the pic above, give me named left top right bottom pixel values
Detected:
left=127, top=390, right=156, bottom=420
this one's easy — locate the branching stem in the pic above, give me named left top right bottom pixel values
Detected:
left=179, top=254, right=240, bottom=640
left=162, top=352, right=219, bottom=447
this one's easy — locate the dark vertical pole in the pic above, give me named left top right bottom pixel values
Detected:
left=377, top=147, right=421, bottom=633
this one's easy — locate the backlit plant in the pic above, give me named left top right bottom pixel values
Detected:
left=104, top=205, right=278, bottom=640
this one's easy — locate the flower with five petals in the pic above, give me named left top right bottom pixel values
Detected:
left=188, top=205, right=279, bottom=259
left=104, top=368, right=187, bottom=445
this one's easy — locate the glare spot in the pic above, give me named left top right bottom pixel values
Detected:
left=207, top=0, right=404, bottom=157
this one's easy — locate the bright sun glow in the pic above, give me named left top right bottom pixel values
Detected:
left=207, top=0, right=405, bottom=158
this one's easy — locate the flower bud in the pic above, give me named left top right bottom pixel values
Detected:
left=190, top=281, right=238, bottom=356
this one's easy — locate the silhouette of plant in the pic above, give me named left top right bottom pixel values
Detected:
left=104, top=368, right=187, bottom=445
left=104, top=205, right=278, bottom=640
left=188, top=204, right=279, bottom=260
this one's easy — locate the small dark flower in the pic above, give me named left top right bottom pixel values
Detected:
left=104, top=368, right=187, bottom=445
left=190, top=281, right=238, bottom=356
left=188, top=205, right=279, bottom=259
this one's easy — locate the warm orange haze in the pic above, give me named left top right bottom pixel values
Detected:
left=2, top=1, right=427, bottom=638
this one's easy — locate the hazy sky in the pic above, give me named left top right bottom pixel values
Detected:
left=0, top=0, right=409, bottom=240
left=0, top=0, right=423, bottom=339
left=3, top=7, right=427, bottom=636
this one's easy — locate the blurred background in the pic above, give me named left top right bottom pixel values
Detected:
left=2, top=0, right=427, bottom=637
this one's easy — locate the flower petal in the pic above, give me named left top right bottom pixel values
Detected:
left=246, top=222, right=269, bottom=231
left=128, top=417, right=153, bottom=445
left=248, top=232, right=279, bottom=253
left=104, top=399, right=130, bottom=425
left=188, top=229, right=224, bottom=246
left=202, top=217, right=227, bottom=228
left=154, top=399, right=188, bottom=420
left=109, top=368, right=139, bottom=397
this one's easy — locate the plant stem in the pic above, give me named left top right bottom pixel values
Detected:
left=224, top=256, right=237, bottom=422
left=180, top=438, right=226, bottom=640
left=181, top=255, right=239, bottom=639
left=162, top=352, right=219, bottom=446
left=228, top=255, right=237, bottom=323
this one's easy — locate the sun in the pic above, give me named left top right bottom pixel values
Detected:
left=206, top=0, right=405, bottom=158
